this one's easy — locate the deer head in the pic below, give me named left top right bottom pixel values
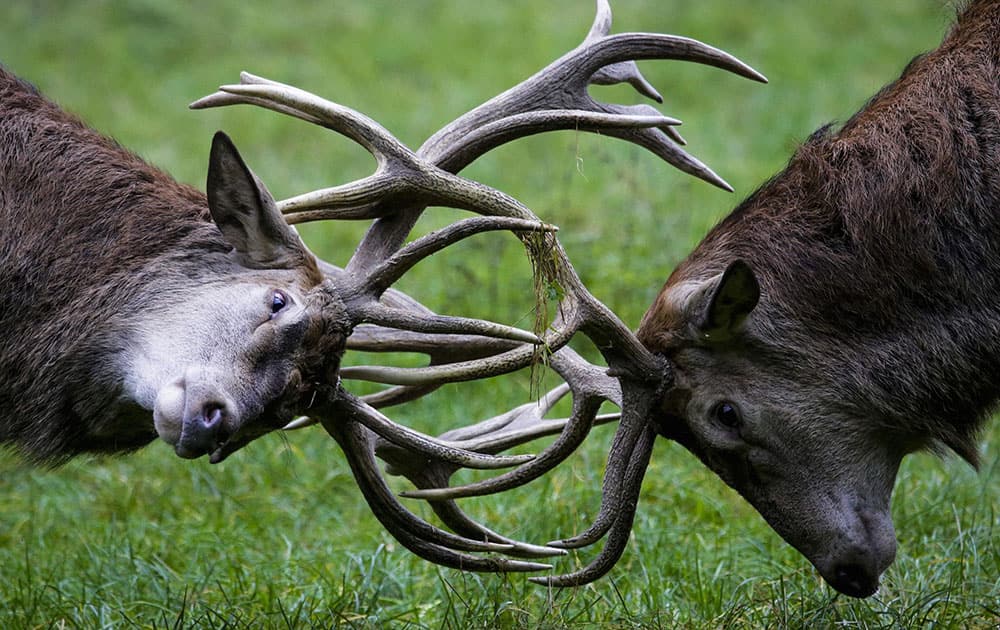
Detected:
left=138, top=132, right=351, bottom=463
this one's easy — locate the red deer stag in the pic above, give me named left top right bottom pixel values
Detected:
left=1, top=69, right=349, bottom=464
left=478, top=1, right=996, bottom=597
left=0, top=0, right=764, bottom=575
left=214, top=1, right=993, bottom=599
left=631, top=2, right=1000, bottom=596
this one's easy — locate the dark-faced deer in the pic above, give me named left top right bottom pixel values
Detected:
left=633, top=2, right=1000, bottom=596
left=196, top=0, right=992, bottom=599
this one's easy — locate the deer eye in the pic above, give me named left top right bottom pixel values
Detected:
left=269, top=290, right=288, bottom=318
left=712, top=401, right=742, bottom=429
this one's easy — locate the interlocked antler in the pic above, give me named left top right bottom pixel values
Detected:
left=193, top=0, right=765, bottom=582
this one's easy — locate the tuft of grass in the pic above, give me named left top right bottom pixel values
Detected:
left=1, top=1, right=998, bottom=628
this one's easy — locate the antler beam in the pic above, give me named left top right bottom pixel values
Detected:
left=194, top=0, right=764, bottom=583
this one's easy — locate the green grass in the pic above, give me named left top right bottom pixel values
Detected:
left=1, top=0, right=998, bottom=627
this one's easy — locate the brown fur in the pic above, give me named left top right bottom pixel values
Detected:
left=641, top=1, right=1000, bottom=465
left=0, top=66, right=226, bottom=460
left=0, top=66, right=335, bottom=464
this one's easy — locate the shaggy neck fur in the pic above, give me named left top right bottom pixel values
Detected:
left=652, top=1, right=1000, bottom=464
left=0, top=66, right=229, bottom=462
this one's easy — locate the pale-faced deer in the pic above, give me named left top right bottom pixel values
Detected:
left=0, top=67, right=354, bottom=464
left=1, top=53, right=579, bottom=570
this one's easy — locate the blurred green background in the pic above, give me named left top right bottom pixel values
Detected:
left=1, top=1, right=997, bottom=627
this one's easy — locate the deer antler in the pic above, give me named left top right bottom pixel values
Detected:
left=193, top=0, right=765, bottom=582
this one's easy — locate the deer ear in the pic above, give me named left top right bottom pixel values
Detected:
left=206, top=131, right=312, bottom=270
left=696, top=260, right=760, bottom=342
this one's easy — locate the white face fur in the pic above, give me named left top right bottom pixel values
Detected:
left=117, top=130, right=331, bottom=461
left=121, top=274, right=309, bottom=451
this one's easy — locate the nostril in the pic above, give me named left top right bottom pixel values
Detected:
left=832, top=563, right=879, bottom=598
left=202, top=403, right=225, bottom=430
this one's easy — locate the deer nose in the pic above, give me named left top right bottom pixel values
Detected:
left=175, top=402, right=229, bottom=459
left=829, top=562, right=879, bottom=598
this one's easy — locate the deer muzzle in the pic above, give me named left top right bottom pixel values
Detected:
left=153, top=369, right=238, bottom=461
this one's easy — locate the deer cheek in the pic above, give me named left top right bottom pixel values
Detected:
left=152, top=380, right=186, bottom=444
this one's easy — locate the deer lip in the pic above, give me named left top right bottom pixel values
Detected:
left=174, top=443, right=209, bottom=459
left=208, top=441, right=237, bottom=464
left=176, top=437, right=226, bottom=461
left=208, top=446, right=229, bottom=464
left=208, top=434, right=252, bottom=464
left=826, top=565, right=880, bottom=598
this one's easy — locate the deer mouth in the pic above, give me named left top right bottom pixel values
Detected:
left=208, top=438, right=244, bottom=464
left=828, top=563, right=880, bottom=598
left=207, top=421, right=277, bottom=464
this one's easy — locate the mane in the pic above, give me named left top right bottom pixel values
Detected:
left=658, top=1, right=1000, bottom=464
left=684, top=1, right=1000, bottom=336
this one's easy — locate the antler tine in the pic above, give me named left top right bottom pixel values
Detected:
left=282, top=387, right=448, bottom=431
left=529, top=422, right=658, bottom=586
left=382, top=436, right=569, bottom=559
left=436, top=383, right=573, bottom=444
left=320, top=413, right=556, bottom=570
left=395, top=348, right=620, bottom=502
left=358, top=385, right=439, bottom=409
left=588, top=0, right=615, bottom=41
left=352, top=306, right=541, bottom=346
left=586, top=0, right=660, bottom=105
left=424, top=498, right=567, bottom=560
left=397, top=396, right=601, bottom=502
left=281, top=151, right=551, bottom=224
left=422, top=108, right=681, bottom=175
left=192, top=75, right=419, bottom=221
left=329, top=389, right=533, bottom=472
left=544, top=379, right=658, bottom=548
left=193, top=73, right=410, bottom=163
left=194, top=76, right=553, bottom=227
left=374, top=382, right=572, bottom=482
left=334, top=304, right=581, bottom=389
